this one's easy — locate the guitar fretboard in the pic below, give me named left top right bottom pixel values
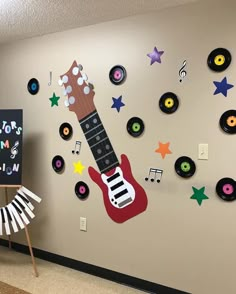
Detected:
left=79, top=111, right=119, bottom=174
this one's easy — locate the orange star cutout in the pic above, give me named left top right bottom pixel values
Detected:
left=155, top=142, right=172, bottom=159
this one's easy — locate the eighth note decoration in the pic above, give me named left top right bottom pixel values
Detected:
left=179, top=60, right=187, bottom=82
left=145, top=168, right=163, bottom=183
left=72, top=140, right=82, bottom=154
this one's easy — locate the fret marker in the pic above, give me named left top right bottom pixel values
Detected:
left=105, top=159, right=110, bottom=165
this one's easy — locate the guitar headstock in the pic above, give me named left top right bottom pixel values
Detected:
left=59, top=61, right=96, bottom=120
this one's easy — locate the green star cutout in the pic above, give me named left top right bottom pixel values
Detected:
left=49, top=92, right=60, bottom=107
left=190, top=186, right=209, bottom=206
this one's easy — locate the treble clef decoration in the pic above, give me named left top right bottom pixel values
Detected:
left=10, top=141, right=19, bottom=159
left=179, top=60, right=187, bottom=82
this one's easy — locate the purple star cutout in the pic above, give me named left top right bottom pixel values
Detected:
left=213, top=77, right=234, bottom=97
left=147, top=47, right=164, bottom=65
left=111, top=96, right=125, bottom=112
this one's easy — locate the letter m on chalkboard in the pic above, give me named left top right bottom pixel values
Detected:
left=0, top=109, right=23, bottom=185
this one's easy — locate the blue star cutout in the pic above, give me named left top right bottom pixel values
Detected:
left=213, top=77, right=234, bottom=97
left=147, top=47, right=164, bottom=65
left=111, top=96, right=125, bottom=112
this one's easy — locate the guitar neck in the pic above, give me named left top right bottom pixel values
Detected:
left=79, top=110, right=119, bottom=174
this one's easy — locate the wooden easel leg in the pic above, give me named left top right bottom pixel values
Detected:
left=4, top=187, right=12, bottom=249
left=24, top=225, right=39, bottom=277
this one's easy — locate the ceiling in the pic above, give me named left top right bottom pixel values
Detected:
left=0, top=0, right=197, bottom=45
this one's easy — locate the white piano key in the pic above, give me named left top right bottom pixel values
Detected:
left=19, top=186, right=42, bottom=203
left=2, top=207, right=11, bottom=235
left=16, top=191, right=34, bottom=210
left=12, top=200, right=30, bottom=225
left=0, top=209, right=2, bottom=235
left=15, top=195, right=35, bottom=219
left=6, top=204, right=18, bottom=233
left=8, top=203, right=25, bottom=229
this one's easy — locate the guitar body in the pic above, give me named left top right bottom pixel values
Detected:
left=88, top=154, right=148, bottom=223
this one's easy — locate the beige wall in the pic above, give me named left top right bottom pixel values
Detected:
left=0, top=0, right=236, bottom=293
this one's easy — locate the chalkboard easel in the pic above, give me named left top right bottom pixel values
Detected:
left=0, top=110, right=38, bottom=277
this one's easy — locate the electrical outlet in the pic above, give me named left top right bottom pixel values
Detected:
left=198, top=144, right=208, bottom=160
left=80, top=217, right=87, bottom=231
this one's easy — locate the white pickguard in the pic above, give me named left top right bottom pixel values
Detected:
left=101, top=167, right=135, bottom=209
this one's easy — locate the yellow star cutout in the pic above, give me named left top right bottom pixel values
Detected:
left=73, top=161, right=85, bottom=174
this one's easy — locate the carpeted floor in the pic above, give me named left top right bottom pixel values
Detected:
left=0, top=281, right=30, bottom=294
left=0, top=246, right=144, bottom=294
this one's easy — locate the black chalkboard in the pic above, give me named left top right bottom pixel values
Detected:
left=0, top=109, right=23, bottom=185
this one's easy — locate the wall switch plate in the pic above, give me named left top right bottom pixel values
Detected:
left=198, top=144, right=208, bottom=160
left=80, top=217, right=87, bottom=231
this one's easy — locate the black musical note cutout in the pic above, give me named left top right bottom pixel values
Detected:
left=48, top=71, right=52, bottom=86
left=145, top=168, right=163, bottom=183
left=179, top=60, right=187, bottom=82
left=72, top=140, right=81, bottom=155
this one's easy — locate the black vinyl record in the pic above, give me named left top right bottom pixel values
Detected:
left=219, top=110, right=236, bottom=134
left=159, top=92, right=179, bottom=114
left=52, top=155, right=65, bottom=173
left=27, top=78, right=39, bottom=95
left=216, top=177, right=236, bottom=201
left=174, top=156, right=196, bottom=178
left=207, top=48, right=231, bottom=72
left=75, top=181, right=89, bottom=200
left=127, top=117, right=145, bottom=137
left=59, top=122, right=73, bottom=140
left=109, top=65, right=126, bottom=85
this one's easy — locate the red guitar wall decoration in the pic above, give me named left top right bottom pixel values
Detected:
left=60, top=61, right=148, bottom=223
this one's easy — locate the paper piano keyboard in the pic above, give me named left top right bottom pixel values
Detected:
left=0, top=186, right=41, bottom=236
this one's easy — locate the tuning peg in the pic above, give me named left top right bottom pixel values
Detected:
left=68, top=96, right=75, bottom=105
left=63, top=89, right=68, bottom=96
left=77, top=77, right=84, bottom=86
left=66, top=85, right=72, bottom=94
left=72, top=66, right=80, bottom=76
left=62, top=75, right=68, bottom=84
left=88, top=82, right=94, bottom=89
left=83, top=86, right=90, bottom=95
left=78, top=64, right=83, bottom=71
left=58, top=79, right=63, bottom=86
left=64, top=99, right=69, bottom=107
left=82, top=73, right=88, bottom=81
